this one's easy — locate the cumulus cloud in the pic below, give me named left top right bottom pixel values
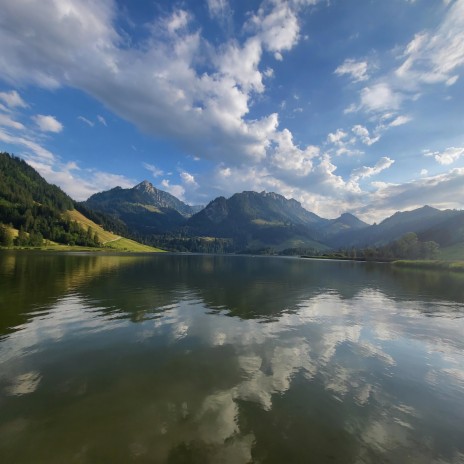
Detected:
left=161, top=179, right=185, bottom=200
left=180, top=170, right=198, bottom=186
left=247, top=1, right=300, bottom=59
left=327, top=129, right=348, bottom=145
left=33, top=114, right=63, bottom=133
left=335, top=59, right=369, bottom=82
left=360, top=83, right=403, bottom=113
left=352, top=125, right=380, bottom=146
left=0, top=0, right=323, bottom=168
left=270, top=128, right=318, bottom=176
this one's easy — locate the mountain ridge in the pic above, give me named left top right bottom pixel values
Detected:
left=3, top=153, right=464, bottom=255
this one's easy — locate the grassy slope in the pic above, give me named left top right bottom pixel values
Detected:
left=65, top=210, right=119, bottom=243
left=0, top=210, right=164, bottom=252
left=65, top=209, right=164, bottom=252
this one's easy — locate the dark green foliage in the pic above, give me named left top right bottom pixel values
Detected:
left=0, top=152, right=101, bottom=247
left=0, top=152, right=73, bottom=211
left=324, top=233, right=440, bottom=261
left=75, top=202, right=129, bottom=237
left=0, top=223, right=13, bottom=246
left=361, top=232, right=440, bottom=260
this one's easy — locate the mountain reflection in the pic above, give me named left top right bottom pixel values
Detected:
left=1, top=253, right=464, bottom=463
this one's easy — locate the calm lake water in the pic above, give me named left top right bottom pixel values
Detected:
left=1, top=252, right=464, bottom=463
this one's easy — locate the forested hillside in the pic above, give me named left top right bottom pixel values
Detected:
left=0, top=152, right=101, bottom=247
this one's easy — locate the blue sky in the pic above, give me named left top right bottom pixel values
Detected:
left=0, top=0, right=463, bottom=222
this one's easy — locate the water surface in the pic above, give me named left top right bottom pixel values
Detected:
left=1, top=252, right=464, bottom=463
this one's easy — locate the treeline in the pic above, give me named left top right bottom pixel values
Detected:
left=129, top=232, right=235, bottom=253
left=325, top=233, right=440, bottom=261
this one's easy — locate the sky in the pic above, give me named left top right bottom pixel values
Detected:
left=0, top=0, right=463, bottom=223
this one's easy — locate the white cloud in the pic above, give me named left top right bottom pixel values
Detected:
left=395, top=1, right=464, bottom=86
left=388, top=115, right=412, bottom=127
left=215, top=38, right=264, bottom=93
left=161, top=179, right=185, bottom=200
left=351, top=157, right=395, bottom=181
left=446, top=75, right=459, bottom=86
left=143, top=162, right=164, bottom=178
left=165, top=9, right=190, bottom=34
left=352, top=125, right=380, bottom=145
left=78, top=116, right=94, bottom=127
left=327, top=129, right=347, bottom=145
left=247, top=1, right=300, bottom=56
left=0, top=90, right=27, bottom=108
left=97, top=115, right=107, bottom=126
left=180, top=170, right=198, bottom=186
left=207, top=0, right=231, bottom=20
left=335, top=59, right=369, bottom=82
left=360, top=83, right=403, bottom=113
left=27, top=157, right=135, bottom=201
left=0, top=128, right=55, bottom=161
left=33, top=114, right=63, bottom=133
left=0, top=113, right=25, bottom=130
left=270, top=128, right=317, bottom=176
left=425, top=146, right=464, bottom=165
left=0, top=0, right=325, bottom=171
left=355, top=167, right=464, bottom=222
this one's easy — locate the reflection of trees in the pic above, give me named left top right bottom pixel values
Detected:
left=79, top=255, right=464, bottom=322
left=0, top=251, right=141, bottom=335
left=2, top=253, right=463, bottom=336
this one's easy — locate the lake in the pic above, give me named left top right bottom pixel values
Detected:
left=1, top=252, right=464, bottom=463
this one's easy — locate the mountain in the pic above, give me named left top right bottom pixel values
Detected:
left=319, top=213, right=369, bottom=237
left=329, top=205, right=460, bottom=248
left=83, top=185, right=369, bottom=252
left=83, top=180, right=201, bottom=234
left=418, top=210, right=464, bottom=247
left=132, top=180, right=201, bottom=216
left=0, top=152, right=154, bottom=250
left=185, top=190, right=330, bottom=251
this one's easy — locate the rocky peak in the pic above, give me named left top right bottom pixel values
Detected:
left=134, top=180, right=156, bottom=193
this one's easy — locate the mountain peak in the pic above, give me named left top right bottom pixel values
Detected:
left=134, top=180, right=156, bottom=192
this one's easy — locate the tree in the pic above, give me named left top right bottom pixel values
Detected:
left=0, top=223, right=13, bottom=246
left=29, top=231, right=43, bottom=247
left=15, top=228, right=29, bottom=246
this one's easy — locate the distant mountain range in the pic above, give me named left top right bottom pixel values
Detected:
left=81, top=179, right=464, bottom=253
left=2, top=154, right=464, bottom=255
